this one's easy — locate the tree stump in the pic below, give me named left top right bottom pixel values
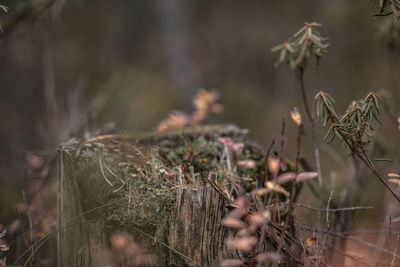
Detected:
left=57, top=124, right=267, bottom=266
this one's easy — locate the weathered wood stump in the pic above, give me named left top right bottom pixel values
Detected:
left=57, top=125, right=267, bottom=266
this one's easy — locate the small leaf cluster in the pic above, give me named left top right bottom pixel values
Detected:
left=272, top=22, right=330, bottom=69
left=0, top=4, right=8, bottom=32
left=315, top=91, right=382, bottom=154
left=371, top=0, right=400, bottom=17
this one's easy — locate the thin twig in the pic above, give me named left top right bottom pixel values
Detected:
left=263, top=136, right=276, bottom=186
left=320, top=190, right=333, bottom=262
left=81, top=134, right=128, bottom=145
left=278, top=118, right=286, bottom=167
left=295, top=203, right=373, bottom=212
left=297, top=67, right=323, bottom=186
left=274, top=123, right=303, bottom=265
left=359, top=150, right=400, bottom=202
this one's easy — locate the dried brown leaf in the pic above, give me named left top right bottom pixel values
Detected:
left=157, top=111, right=190, bottom=133
left=290, top=107, right=302, bottom=127
left=265, top=181, right=289, bottom=196
left=193, top=89, right=219, bottom=112
left=227, top=236, right=258, bottom=251
left=305, top=237, right=317, bottom=247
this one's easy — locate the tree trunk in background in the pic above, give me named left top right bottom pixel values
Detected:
left=153, top=0, right=199, bottom=111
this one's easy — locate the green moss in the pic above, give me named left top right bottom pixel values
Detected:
left=71, top=125, right=298, bottom=237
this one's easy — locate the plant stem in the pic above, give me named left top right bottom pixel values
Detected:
left=297, top=66, right=323, bottom=186
left=359, top=149, right=400, bottom=202
left=274, top=124, right=303, bottom=265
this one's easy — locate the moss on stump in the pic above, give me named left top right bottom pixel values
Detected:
left=57, top=124, right=290, bottom=266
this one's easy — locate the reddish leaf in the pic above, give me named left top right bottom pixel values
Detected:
left=248, top=212, right=269, bottom=225
left=296, top=172, right=318, bottom=182
left=217, top=137, right=234, bottom=147
left=221, top=217, right=246, bottom=228
left=220, top=259, right=244, bottom=267
left=236, top=160, right=256, bottom=169
left=251, top=188, right=271, bottom=196
left=227, top=236, right=258, bottom=251
left=227, top=208, right=246, bottom=219
left=268, top=158, right=280, bottom=176
left=256, top=252, right=282, bottom=263
left=389, top=179, right=400, bottom=185
left=277, top=172, right=296, bottom=184
left=236, top=195, right=251, bottom=209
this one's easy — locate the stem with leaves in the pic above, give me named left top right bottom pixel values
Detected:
left=272, top=22, right=329, bottom=187
left=315, top=91, right=400, bottom=202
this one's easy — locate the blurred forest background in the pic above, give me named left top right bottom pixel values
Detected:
left=0, top=0, right=399, bottom=239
